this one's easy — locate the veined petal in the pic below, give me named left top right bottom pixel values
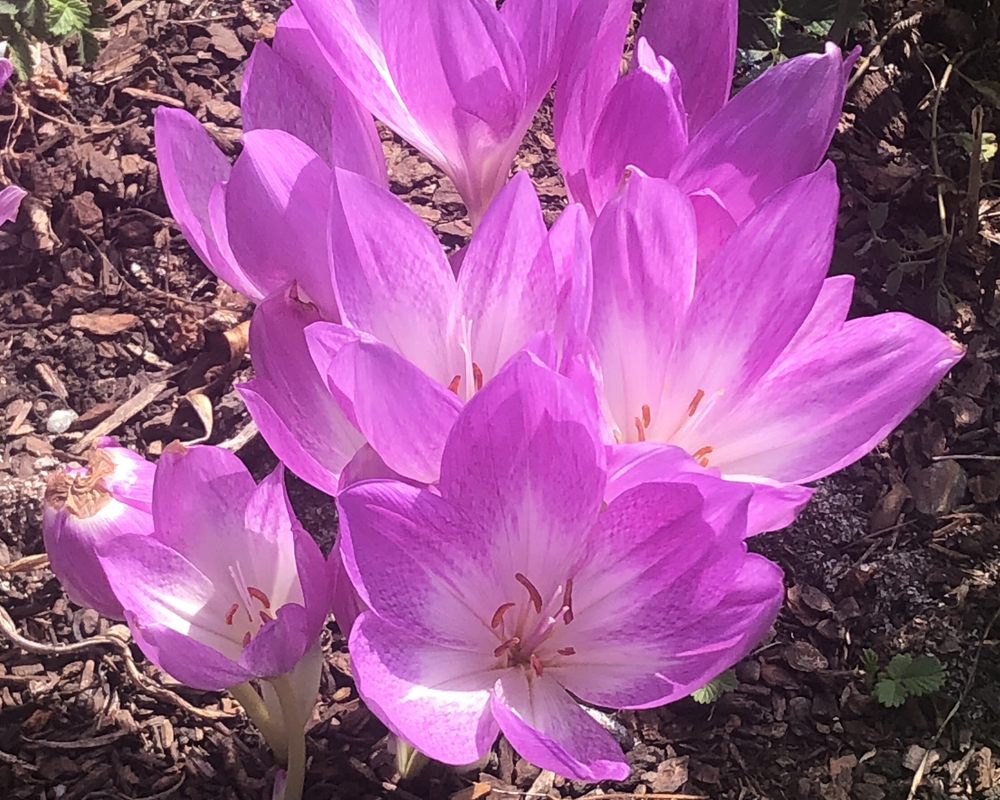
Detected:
left=671, top=43, right=851, bottom=223
left=500, top=0, right=580, bottom=108
left=697, top=313, right=964, bottom=484
left=688, top=189, right=737, bottom=266
left=491, top=671, right=629, bottom=781
left=225, top=130, right=338, bottom=319
left=329, top=168, right=455, bottom=380
left=0, top=184, right=25, bottom=225
left=585, top=39, right=687, bottom=219
left=349, top=613, right=499, bottom=766
left=554, top=0, right=633, bottom=216
left=548, top=203, right=593, bottom=344
left=637, top=0, right=737, bottom=135
left=240, top=292, right=366, bottom=496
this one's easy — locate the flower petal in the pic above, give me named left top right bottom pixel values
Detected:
left=500, top=0, right=578, bottom=108
left=240, top=292, right=366, bottom=496
left=783, top=274, right=855, bottom=354
left=240, top=602, right=315, bottom=678
left=585, top=38, right=687, bottom=218
left=328, top=544, right=367, bottom=640
left=0, top=184, right=25, bottom=225
left=349, top=612, right=500, bottom=766
left=491, top=671, right=629, bottom=781
left=548, top=203, right=593, bottom=343
left=225, top=130, right=338, bottom=319
left=698, top=313, right=965, bottom=483
left=636, top=0, right=737, bottom=134
left=744, top=481, right=815, bottom=534
left=671, top=43, right=850, bottom=223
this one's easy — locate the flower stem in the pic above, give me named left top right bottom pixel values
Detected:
left=228, top=681, right=289, bottom=763
left=271, top=674, right=306, bottom=800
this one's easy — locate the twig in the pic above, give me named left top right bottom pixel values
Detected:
left=965, top=105, right=984, bottom=243
left=69, top=380, right=172, bottom=455
left=925, top=56, right=956, bottom=294
left=905, top=605, right=1000, bottom=800
left=932, top=454, right=1000, bottom=462
left=847, top=12, right=923, bottom=92
left=108, top=0, right=154, bottom=24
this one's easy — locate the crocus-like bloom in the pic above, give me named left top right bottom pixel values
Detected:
left=0, top=59, right=26, bottom=225
left=241, top=169, right=591, bottom=493
left=155, top=5, right=385, bottom=317
left=337, top=354, right=784, bottom=780
left=556, top=0, right=855, bottom=249
left=97, top=444, right=328, bottom=693
left=294, top=0, right=580, bottom=223
left=588, top=163, right=964, bottom=533
left=43, top=438, right=155, bottom=619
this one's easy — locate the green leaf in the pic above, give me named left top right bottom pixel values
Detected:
left=45, top=0, right=91, bottom=39
left=885, top=654, right=945, bottom=697
left=860, top=648, right=880, bottom=688
left=957, top=132, right=998, bottom=163
left=874, top=678, right=908, bottom=708
left=692, top=669, right=738, bottom=704
left=868, top=202, right=889, bottom=232
left=0, top=1, right=20, bottom=15
left=6, top=26, right=32, bottom=78
left=961, top=76, right=1000, bottom=110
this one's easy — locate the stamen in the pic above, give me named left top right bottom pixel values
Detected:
left=634, top=417, right=646, bottom=442
left=472, top=363, right=484, bottom=392
left=557, top=647, right=576, bottom=656
left=493, top=637, right=520, bottom=658
left=224, top=604, right=239, bottom=626
left=259, top=610, right=273, bottom=624
left=247, top=586, right=271, bottom=608
left=530, top=653, right=544, bottom=677
left=687, top=389, right=706, bottom=417
left=641, top=403, right=651, bottom=428
left=448, top=375, right=461, bottom=394
left=242, top=631, right=252, bottom=648
left=562, top=579, right=574, bottom=625
left=692, top=445, right=714, bottom=461
left=515, top=572, right=543, bottom=613
left=491, top=602, right=516, bottom=629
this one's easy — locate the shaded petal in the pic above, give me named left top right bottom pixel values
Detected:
left=585, top=39, right=687, bottom=218
left=0, top=184, right=25, bottom=225
left=548, top=204, right=593, bottom=344
left=240, top=292, right=366, bottom=496
left=588, top=172, right=697, bottom=440
left=637, top=0, right=737, bottom=134
left=700, top=313, right=965, bottom=483
left=783, top=274, right=855, bottom=354
left=554, top=0, right=632, bottom=216
left=240, top=602, right=315, bottom=678
left=328, top=544, right=367, bottom=640
left=671, top=44, right=850, bottom=223
left=307, top=326, right=462, bottom=484
left=688, top=189, right=737, bottom=266
left=225, top=130, right=338, bottom=318
left=349, top=612, right=499, bottom=766
left=492, top=671, right=629, bottom=781
left=0, top=58, right=12, bottom=87
left=744, top=482, right=815, bottom=534
left=500, top=0, right=580, bottom=108
left=153, top=108, right=252, bottom=296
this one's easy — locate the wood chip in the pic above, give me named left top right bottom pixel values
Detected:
left=119, top=87, right=184, bottom=107
left=34, top=363, right=68, bottom=400
left=69, top=380, right=170, bottom=455
left=5, top=399, right=31, bottom=436
left=69, top=311, right=139, bottom=336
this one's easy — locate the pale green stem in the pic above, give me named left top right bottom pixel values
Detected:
left=395, top=736, right=430, bottom=780
left=272, top=674, right=306, bottom=800
left=228, top=681, right=289, bottom=763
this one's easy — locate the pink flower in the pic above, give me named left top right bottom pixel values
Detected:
left=337, top=354, right=783, bottom=780
left=0, top=58, right=26, bottom=225
left=42, top=438, right=155, bottom=618
left=294, top=0, right=580, bottom=223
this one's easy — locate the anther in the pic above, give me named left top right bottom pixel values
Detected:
left=687, top=389, right=705, bottom=417
left=224, top=604, right=239, bottom=626
left=247, top=586, right=271, bottom=608
left=562, top=579, right=574, bottom=625
left=242, top=631, right=252, bottom=648
left=493, top=637, right=520, bottom=658
left=515, top=572, right=543, bottom=613
left=491, top=602, right=516, bottom=629
left=557, top=647, right=576, bottom=656
left=259, top=610, right=273, bottom=625
left=472, top=363, right=484, bottom=392
left=641, top=403, right=651, bottom=428
left=530, top=653, right=544, bottom=677
left=448, top=375, right=461, bottom=394
left=634, top=416, right=646, bottom=442
left=692, top=445, right=713, bottom=461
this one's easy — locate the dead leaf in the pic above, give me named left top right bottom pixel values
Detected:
left=784, top=640, right=829, bottom=672
left=182, top=390, right=214, bottom=444
left=69, top=311, right=138, bottom=336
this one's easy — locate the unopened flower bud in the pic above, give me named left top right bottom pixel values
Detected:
left=42, top=439, right=154, bottom=618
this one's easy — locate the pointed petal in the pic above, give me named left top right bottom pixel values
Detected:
left=744, top=482, right=815, bottom=534
left=688, top=189, right=737, bottom=266
left=225, top=130, right=338, bottom=318
left=0, top=184, right=25, bottom=225
left=637, top=0, right=737, bottom=134
left=329, top=169, right=454, bottom=380
left=588, top=171, right=698, bottom=441
left=699, top=314, right=965, bottom=483
left=783, top=274, right=855, bottom=353
left=307, top=326, right=462, bottom=484
left=0, top=59, right=12, bottom=87
left=240, top=292, right=367, bottom=496
left=349, top=612, right=499, bottom=766
left=492, top=671, right=629, bottom=781
left=548, top=203, right=593, bottom=343
left=554, top=0, right=632, bottom=216
left=240, top=602, right=315, bottom=678
left=153, top=108, right=254, bottom=296
left=671, top=44, right=850, bottom=223
left=585, top=39, right=687, bottom=217
left=500, top=0, right=580, bottom=107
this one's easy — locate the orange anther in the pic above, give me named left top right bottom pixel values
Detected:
left=641, top=404, right=651, bottom=428
left=687, top=389, right=705, bottom=417
left=448, top=375, right=461, bottom=394
left=247, top=586, right=271, bottom=608
left=224, top=604, right=239, bottom=626
left=515, top=572, right=543, bottom=614
left=634, top=417, right=646, bottom=442
left=472, top=363, right=484, bottom=392
left=491, top=602, right=516, bottom=629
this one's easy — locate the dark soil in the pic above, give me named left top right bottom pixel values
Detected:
left=1, top=1, right=999, bottom=798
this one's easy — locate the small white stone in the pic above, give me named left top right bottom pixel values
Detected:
left=46, top=409, right=78, bottom=434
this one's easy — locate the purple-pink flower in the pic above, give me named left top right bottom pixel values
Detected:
left=588, top=164, right=964, bottom=533
left=0, top=58, right=25, bottom=225
left=337, top=354, right=784, bottom=780
left=294, top=0, right=580, bottom=223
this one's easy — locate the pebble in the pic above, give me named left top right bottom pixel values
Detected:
left=46, top=408, right=78, bottom=434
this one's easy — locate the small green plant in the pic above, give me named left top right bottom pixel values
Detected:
left=692, top=668, right=739, bottom=704
left=0, top=0, right=106, bottom=77
left=861, top=649, right=946, bottom=708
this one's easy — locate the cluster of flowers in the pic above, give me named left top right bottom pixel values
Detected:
left=42, top=0, right=963, bottom=795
